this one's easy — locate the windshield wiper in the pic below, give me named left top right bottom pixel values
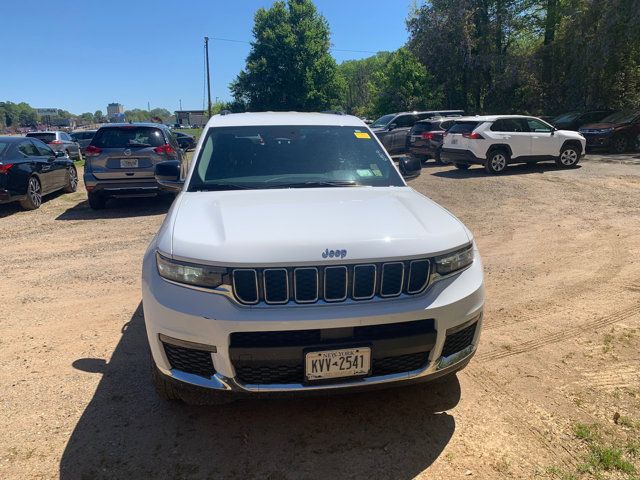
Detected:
left=191, top=183, right=256, bottom=191
left=264, top=180, right=359, bottom=189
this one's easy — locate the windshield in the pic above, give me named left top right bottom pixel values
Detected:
left=449, top=122, right=480, bottom=134
left=91, top=127, right=164, bottom=148
left=371, top=114, right=395, bottom=128
left=0, top=142, right=9, bottom=156
left=600, top=111, right=639, bottom=123
left=553, top=112, right=580, bottom=123
left=188, top=125, right=404, bottom=191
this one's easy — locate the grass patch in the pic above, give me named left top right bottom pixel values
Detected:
left=574, top=423, right=598, bottom=441
left=175, top=127, right=202, bottom=138
left=586, top=445, right=636, bottom=474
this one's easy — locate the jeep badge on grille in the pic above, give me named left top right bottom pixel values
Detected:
left=322, top=249, right=347, bottom=259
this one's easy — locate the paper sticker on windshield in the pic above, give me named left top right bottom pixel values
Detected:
left=354, top=131, right=371, bottom=139
left=357, top=169, right=374, bottom=177
left=370, top=164, right=383, bottom=176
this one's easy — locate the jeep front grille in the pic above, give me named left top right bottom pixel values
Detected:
left=231, top=259, right=430, bottom=305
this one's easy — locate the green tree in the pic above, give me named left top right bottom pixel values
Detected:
left=94, top=110, right=105, bottom=122
left=231, top=0, right=342, bottom=111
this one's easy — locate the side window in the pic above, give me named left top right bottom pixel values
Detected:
left=440, top=120, right=455, bottom=130
left=395, top=115, right=415, bottom=128
left=18, top=141, right=40, bottom=157
left=33, top=140, right=55, bottom=156
left=526, top=118, right=553, bottom=133
left=491, top=119, right=527, bottom=132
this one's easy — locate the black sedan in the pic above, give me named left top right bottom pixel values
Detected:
left=174, top=131, right=196, bottom=150
left=0, top=136, right=78, bottom=210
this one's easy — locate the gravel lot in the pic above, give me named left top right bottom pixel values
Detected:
left=1, top=154, right=639, bottom=479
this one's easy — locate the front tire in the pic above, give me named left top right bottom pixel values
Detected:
left=88, top=192, right=107, bottom=210
left=557, top=145, right=580, bottom=168
left=434, top=150, right=445, bottom=165
left=64, top=166, right=78, bottom=193
left=151, top=359, right=182, bottom=402
left=454, top=163, right=470, bottom=170
left=20, top=176, right=42, bottom=210
left=611, top=134, right=628, bottom=153
left=485, top=150, right=509, bottom=174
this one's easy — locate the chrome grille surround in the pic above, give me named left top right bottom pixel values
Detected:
left=231, top=258, right=433, bottom=306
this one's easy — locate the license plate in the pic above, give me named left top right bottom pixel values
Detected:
left=451, top=138, right=458, bottom=145
left=120, top=158, right=138, bottom=168
left=305, top=347, right=371, bottom=381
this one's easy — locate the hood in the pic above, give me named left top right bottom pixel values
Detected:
left=164, top=187, right=471, bottom=266
left=580, top=122, right=618, bottom=130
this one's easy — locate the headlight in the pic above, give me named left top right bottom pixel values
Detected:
left=156, top=252, right=226, bottom=288
left=434, top=245, right=474, bottom=275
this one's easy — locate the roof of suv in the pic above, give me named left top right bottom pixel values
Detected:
left=205, top=112, right=365, bottom=128
left=451, top=115, right=536, bottom=122
left=99, top=122, right=168, bottom=129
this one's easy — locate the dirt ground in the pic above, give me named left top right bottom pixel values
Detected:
left=1, top=155, right=639, bottom=480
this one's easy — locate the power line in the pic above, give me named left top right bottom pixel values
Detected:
left=207, top=36, right=380, bottom=55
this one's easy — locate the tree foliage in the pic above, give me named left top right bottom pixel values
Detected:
left=0, top=102, right=38, bottom=128
left=231, top=0, right=342, bottom=111
left=407, top=0, right=640, bottom=114
left=124, top=108, right=172, bottom=123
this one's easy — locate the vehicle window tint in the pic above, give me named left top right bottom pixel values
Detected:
left=448, top=122, right=480, bottom=134
left=190, top=125, right=404, bottom=190
left=417, top=113, right=434, bottom=120
left=60, top=133, right=69, bottom=140
left=26, top=132, right=56, bottom=143
left=0, top=143, right=9, bottom=156
left=32, top=140, right=54, bottom=156
left=18, top=142, right=40, bottom=156
left=440, top=120, right=456, bottom=130
left=411, top=122, right=434, bottom=134
left=395, top=115, right=416, bottom=128
left=526, top=118, right=553, bottom=133
left=490, top=119, right=527, bottom=132
left=92, top=127, right=165, bottom=148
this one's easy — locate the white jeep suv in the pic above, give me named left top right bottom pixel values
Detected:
left=142, top=112, right=484, bottom=403
left=441, top=115, right=586, bottom=174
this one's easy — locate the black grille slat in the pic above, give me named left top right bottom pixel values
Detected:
left=233, top=270, right=258, bottom=304
left=380, top=263, right=404, bottom=297
left=408, top=260, right=430, bottom=293
left=324, top=266, right=347, bottom=301
left=231, top=329, right=322, bottom=348
left=442, top=323, right=477, bottom=357
left=294, top=268, right=318, bottom=303
left=372, top=352, right=429, bottom=376
left=353, top=265, right=376, bottom=299
left=163, top=343, right=215, bottom=378
left=264, top=269, right=288, bottom=304
left=235, top=364, right=303, bottom=384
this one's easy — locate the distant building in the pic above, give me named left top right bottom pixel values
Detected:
left=107, top=103, right=124, bottom=121
left=175, top=110, right=207, bottom=127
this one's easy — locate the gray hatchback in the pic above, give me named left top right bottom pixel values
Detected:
left=83, top=123, right=184, bottom=209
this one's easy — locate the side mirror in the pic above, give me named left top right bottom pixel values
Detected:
left=55, top=151, right=66, bottom=158
left=155, top=161, right=184, bottom=192
left=398, top=155, right=421, bottom=179
left=388, top=123, right=397, bottom=131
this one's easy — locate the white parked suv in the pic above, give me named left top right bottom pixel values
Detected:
left=142, top=112, right=485, bottom=403
left=441, top=115, right=586, bottom=173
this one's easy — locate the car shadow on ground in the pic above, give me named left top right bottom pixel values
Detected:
left=60, top=304, right=461, bottom=479
left=432, top=163, right=582, bottom=179
left=56, top=195, right=174, bottom=221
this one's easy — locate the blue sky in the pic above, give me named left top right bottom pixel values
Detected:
left=1, top=0, right=412, bottom=114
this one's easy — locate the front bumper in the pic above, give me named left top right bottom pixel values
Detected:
left=581, top=133, right=613, bottom=149
left=440, top=148, right=483, bottom=165
left=142, top=246, right=485, bottom=394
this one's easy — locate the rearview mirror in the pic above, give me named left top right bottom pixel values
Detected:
left=55, top=151, right=66, bottom=158
left=155, top=161, right=184, bottom=192
left=388, top=123, right=397, bottom=131
left=398, top=155, right=421, bottom=180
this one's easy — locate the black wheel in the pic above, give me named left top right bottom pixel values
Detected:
left=454, top=163, right=470, bottom=170
left=434, top=150, right=445, bottom=165
left=19, top=176, right=42, bottom=210
left=611, top=134, right=628, bottom=153
left=88, top=192, right=107, bottom=210
left=556, top=144, right=580, bottom=168
left=484, top=150, right=509, bottom=174
left=151, top=358, right=182, bottom=402
left=64, top=166, right=78, bottom=193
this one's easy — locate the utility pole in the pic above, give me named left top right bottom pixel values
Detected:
left=179, top=99, right=182, bottom=111
left=205, top=36, right=212, bottom=118
left=147, top=101, right=150, bottom=112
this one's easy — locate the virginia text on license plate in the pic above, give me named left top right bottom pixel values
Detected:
left=305, top=347, right=371, bottom=381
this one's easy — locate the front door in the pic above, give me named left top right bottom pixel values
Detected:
left=32, top=140, right=67, bottom=190
left=526, top=118, right=560, bottom=157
